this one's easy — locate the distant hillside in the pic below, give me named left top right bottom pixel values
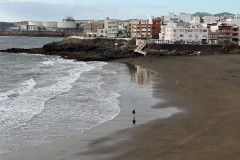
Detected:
left=192, top=12, right=211, bottom=17
left=214, top=12, right=234, bottom=16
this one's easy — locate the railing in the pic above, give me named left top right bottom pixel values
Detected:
left=134, top=40, right=147, bottom=56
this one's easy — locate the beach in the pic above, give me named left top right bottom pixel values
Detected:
left=1, top=54, right=240, bottom=160
left=109, top=54, right=240, bottom=160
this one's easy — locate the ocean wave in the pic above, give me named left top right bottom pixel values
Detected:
left=41, top=59, right=55, bottom=66
left=0, top=78, right=36, bottom=104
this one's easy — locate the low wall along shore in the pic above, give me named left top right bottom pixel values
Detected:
left=147, top=43, right=240, bottom=55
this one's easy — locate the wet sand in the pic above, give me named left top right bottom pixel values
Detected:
left=106, top=54, right=240, bottom=160
left=1, top=55, right=240, bottom=160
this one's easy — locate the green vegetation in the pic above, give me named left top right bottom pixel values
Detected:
left=230, top=48, right=240, bottom=54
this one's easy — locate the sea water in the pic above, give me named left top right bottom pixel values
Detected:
left=0, top=36, right=135, bottom=154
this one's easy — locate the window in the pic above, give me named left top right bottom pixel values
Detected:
left=210, top=34, right=217, bottom=39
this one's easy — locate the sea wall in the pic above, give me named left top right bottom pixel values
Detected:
left=147, top=44, right=240, bottom=55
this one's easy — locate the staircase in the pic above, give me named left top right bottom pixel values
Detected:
left=134, top=40, right=147, bottom=56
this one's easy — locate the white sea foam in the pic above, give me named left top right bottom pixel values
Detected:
left=0, top=78, right=36, bottom=104
left=0, top=59, right=98, bottom=134
left=0, top=58, right=129, bottom=154
left=41, top=59, right=55, bottom=66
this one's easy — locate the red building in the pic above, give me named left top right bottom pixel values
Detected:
left=151, top=17, right=161, bottom=39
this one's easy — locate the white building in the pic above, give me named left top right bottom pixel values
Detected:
left=226, top=15, right=240, bottom=26
left=164, top=12, right=192, bottom=23
left=164, top=13, right=179, bottom=22
left=165, top=27, right=208, bottom=44
left=28, top=25, right=38, bottom=31
left=180, top=13, right=191, bottom=23
left=190, top=16, right=201, bottom=25
left=149, top=15, right=154, bottom=24
left=203, top=16, right=219, bottom=24
left=159, top=26, right=166, bottom=40
left=104, top=17, right=119, bottom=38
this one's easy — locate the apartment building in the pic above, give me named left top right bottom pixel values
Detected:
left=218, top=24, right=239, bottom=44
left=84, top=21, right=104, bottom=33
left=131, top=24, right=152, bottom=38
left=208, top=25, right=219, bottom=44
left=131, top=17, right=161, bottom=39
left=104, top=17, right=119, bottom=38
left=152, top=17, right=161, bottom=39
left=165, top=27, right=208, bottom=44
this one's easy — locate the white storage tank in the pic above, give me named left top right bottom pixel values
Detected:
left=28, top=21, right=43, bottom=27
left=57, top=21, right=76, bottom=28
left=57, top=17, right=76, bottom=29
left=43, top=22, right=58, bottom=28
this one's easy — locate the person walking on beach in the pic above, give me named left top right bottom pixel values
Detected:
left=132, top=118, right=136, bottom=125
left=132, top=109, right=136, bottom=125
left=132, top=109, right=136, bottom=118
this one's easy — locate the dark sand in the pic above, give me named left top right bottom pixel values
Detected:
left=97, top=55, right=240, bottom=160
left=1, top=54, right=240, bottom=160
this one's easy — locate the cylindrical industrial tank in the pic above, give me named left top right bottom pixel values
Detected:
left=28, top=21, right=43, bottom=27
left=43, top=22, right=58, bottom=28
left=57, top=21, right=76, bottom=29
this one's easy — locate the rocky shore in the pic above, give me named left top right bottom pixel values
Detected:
left=0, top=38, right=137, bottom=61
left=1, top=38, right=239, bottom=61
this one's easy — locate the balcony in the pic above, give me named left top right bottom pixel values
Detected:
left=219, top=29, right=231, bottom=33
left=233, top=29, right=238, bottom=32
left=232, top=34, right=239, bottom=37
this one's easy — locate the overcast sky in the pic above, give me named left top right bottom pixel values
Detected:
left=0, top=0, right=239, bottom=22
